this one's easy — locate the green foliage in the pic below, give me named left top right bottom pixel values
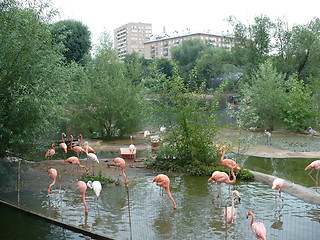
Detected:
left=281, top=74, right=315, bottom=131
left=0, top=0, right=70, bottom=158
left=171, top=38, right=207, bottom=82
left=51, top=19, right=91, bottom=64
left=239, top=60, right=286, bottom=130
left=69, top=32, right=146, bottom=139
left=151, top=64, right=220, bottom=170
left=81, top=174, right=115, bottom=184
left=237, top=169, right=254, bottom=180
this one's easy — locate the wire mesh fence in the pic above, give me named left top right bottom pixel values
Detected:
left=0, top=159, right=319, bottom=240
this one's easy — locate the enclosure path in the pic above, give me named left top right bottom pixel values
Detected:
left=250, top=170, right=320, bottom=205
left=245, top=144, right=320, bottom=158
left=0, top=199, right=112, bottom=240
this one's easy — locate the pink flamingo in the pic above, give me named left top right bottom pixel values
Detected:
left=219, top=146, right=241, bottom=171
left=77, top=181, right=88, bottom=214
left=69, top=135, right=86, bottom=157
left=305, top=160, right=320, bottom=192
left=64, top=156, right=89, bottom=173
left=224, top=190, right=241, bottom=224
left=47, top=168, right=58, bottom=194
left=246, top=211, right=267, bottom=240
left=45, top=143, right=55, bottom=159
left=272, top=178, right=284, bottom=199
left=208, top=166, right=237, bottom=200
left=59, top=133, right=67, bottom=159
left=152, top=174, right=177, bottom=210
left=112, top=157, right=128, bottom=184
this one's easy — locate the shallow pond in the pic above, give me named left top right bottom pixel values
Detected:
left=0, top=160, right=319, bottom=240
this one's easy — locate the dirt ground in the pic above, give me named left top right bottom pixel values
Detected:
left=28, top=129, right=320, bottom=178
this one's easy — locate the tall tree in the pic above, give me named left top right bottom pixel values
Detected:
left=51, top=19, right=91, bottom=64
left=239, top=60, right=286, bottom=130
left=171, top=38, right=207, bottom=82
left=0, top=0, right=69, bottom=157
left=70, top=32, right=146, bottom=139
left=151, top=64, right=219, bottom=173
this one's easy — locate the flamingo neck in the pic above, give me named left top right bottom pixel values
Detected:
left=228, top=168, right=236, bottom=184
left=165, top=187, right=177, bottom=210
left=220, top=148, right=226, bottom=162
left=79, top=135, right=83, bottom=146
left=122, top=168, right=128, bottom=184
left=250, top=214, right=255, bottom=227
left=231, top=194, right=235, bottom=208
left=70, top=136, right=73, bottom=149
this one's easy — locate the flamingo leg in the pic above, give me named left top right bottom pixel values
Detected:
left=308, top=169, right=317, bottom=187
left=316, top=170, right=319, bottom=192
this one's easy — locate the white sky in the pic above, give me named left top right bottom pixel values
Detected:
left=52, top=0, right=319, bottom=45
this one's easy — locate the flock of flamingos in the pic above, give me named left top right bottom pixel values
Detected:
left=44, top=132, right=320, bottom=240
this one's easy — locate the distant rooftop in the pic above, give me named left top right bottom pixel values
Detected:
left=145, top=32, right=234, bottom=43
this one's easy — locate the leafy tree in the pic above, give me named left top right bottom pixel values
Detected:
left=0, top=0, right=70, bottom=158
left=171, top=38, right=207, bottom=82
left=281, top=74, right=315, bottom=131
left=70, top=32, right=146, bottom=139
left=150, top=65, right=220, bottom=175
left=273, top=18, right=320, bottom=81
left=239, top=60, right=286, bottom=130
left=51, top=19, right=91, bottom=64
left=123, top=52, right=147, bottom=85
left=195, top=47, right=236, bottom=89
left=228, top=16, right=274, bottom=83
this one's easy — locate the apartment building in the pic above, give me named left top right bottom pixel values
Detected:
left=144, top=32, right=235, bottom=59
left=114, top=22, right=152, bottom=59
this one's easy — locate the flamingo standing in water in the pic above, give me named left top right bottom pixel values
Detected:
left=59, top=133, right=67, bottom=159
left=77, top=181, right=88, bottom=214
left=224, top=190, right=241, bottom=224
left=64, top=156, right=89, bottom=174
left=246, top=211, right=267, bottom=240
left=112, top=157, right=128, bottom=184
left=47, top=168, right=57, bottom=194
left=219, top=146, right=241, bottom=171
left=152, top=174, right=177, bottom=210
left=208, top=166, right=237, bottom=200
left=305, top=160, right=320, bottom=192
left=272, top=178, right=284, bottom=199
left=45, top=143, right=55, bottom=160
left=69, top=135, right=86, bottom=158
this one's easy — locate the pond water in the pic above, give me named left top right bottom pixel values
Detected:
left=0, top=158, right=319, bottom=240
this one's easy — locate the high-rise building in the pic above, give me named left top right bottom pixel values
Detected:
left=144, top=32, right=235, bottom=59
left=114, top=22, right=152, bottom=59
